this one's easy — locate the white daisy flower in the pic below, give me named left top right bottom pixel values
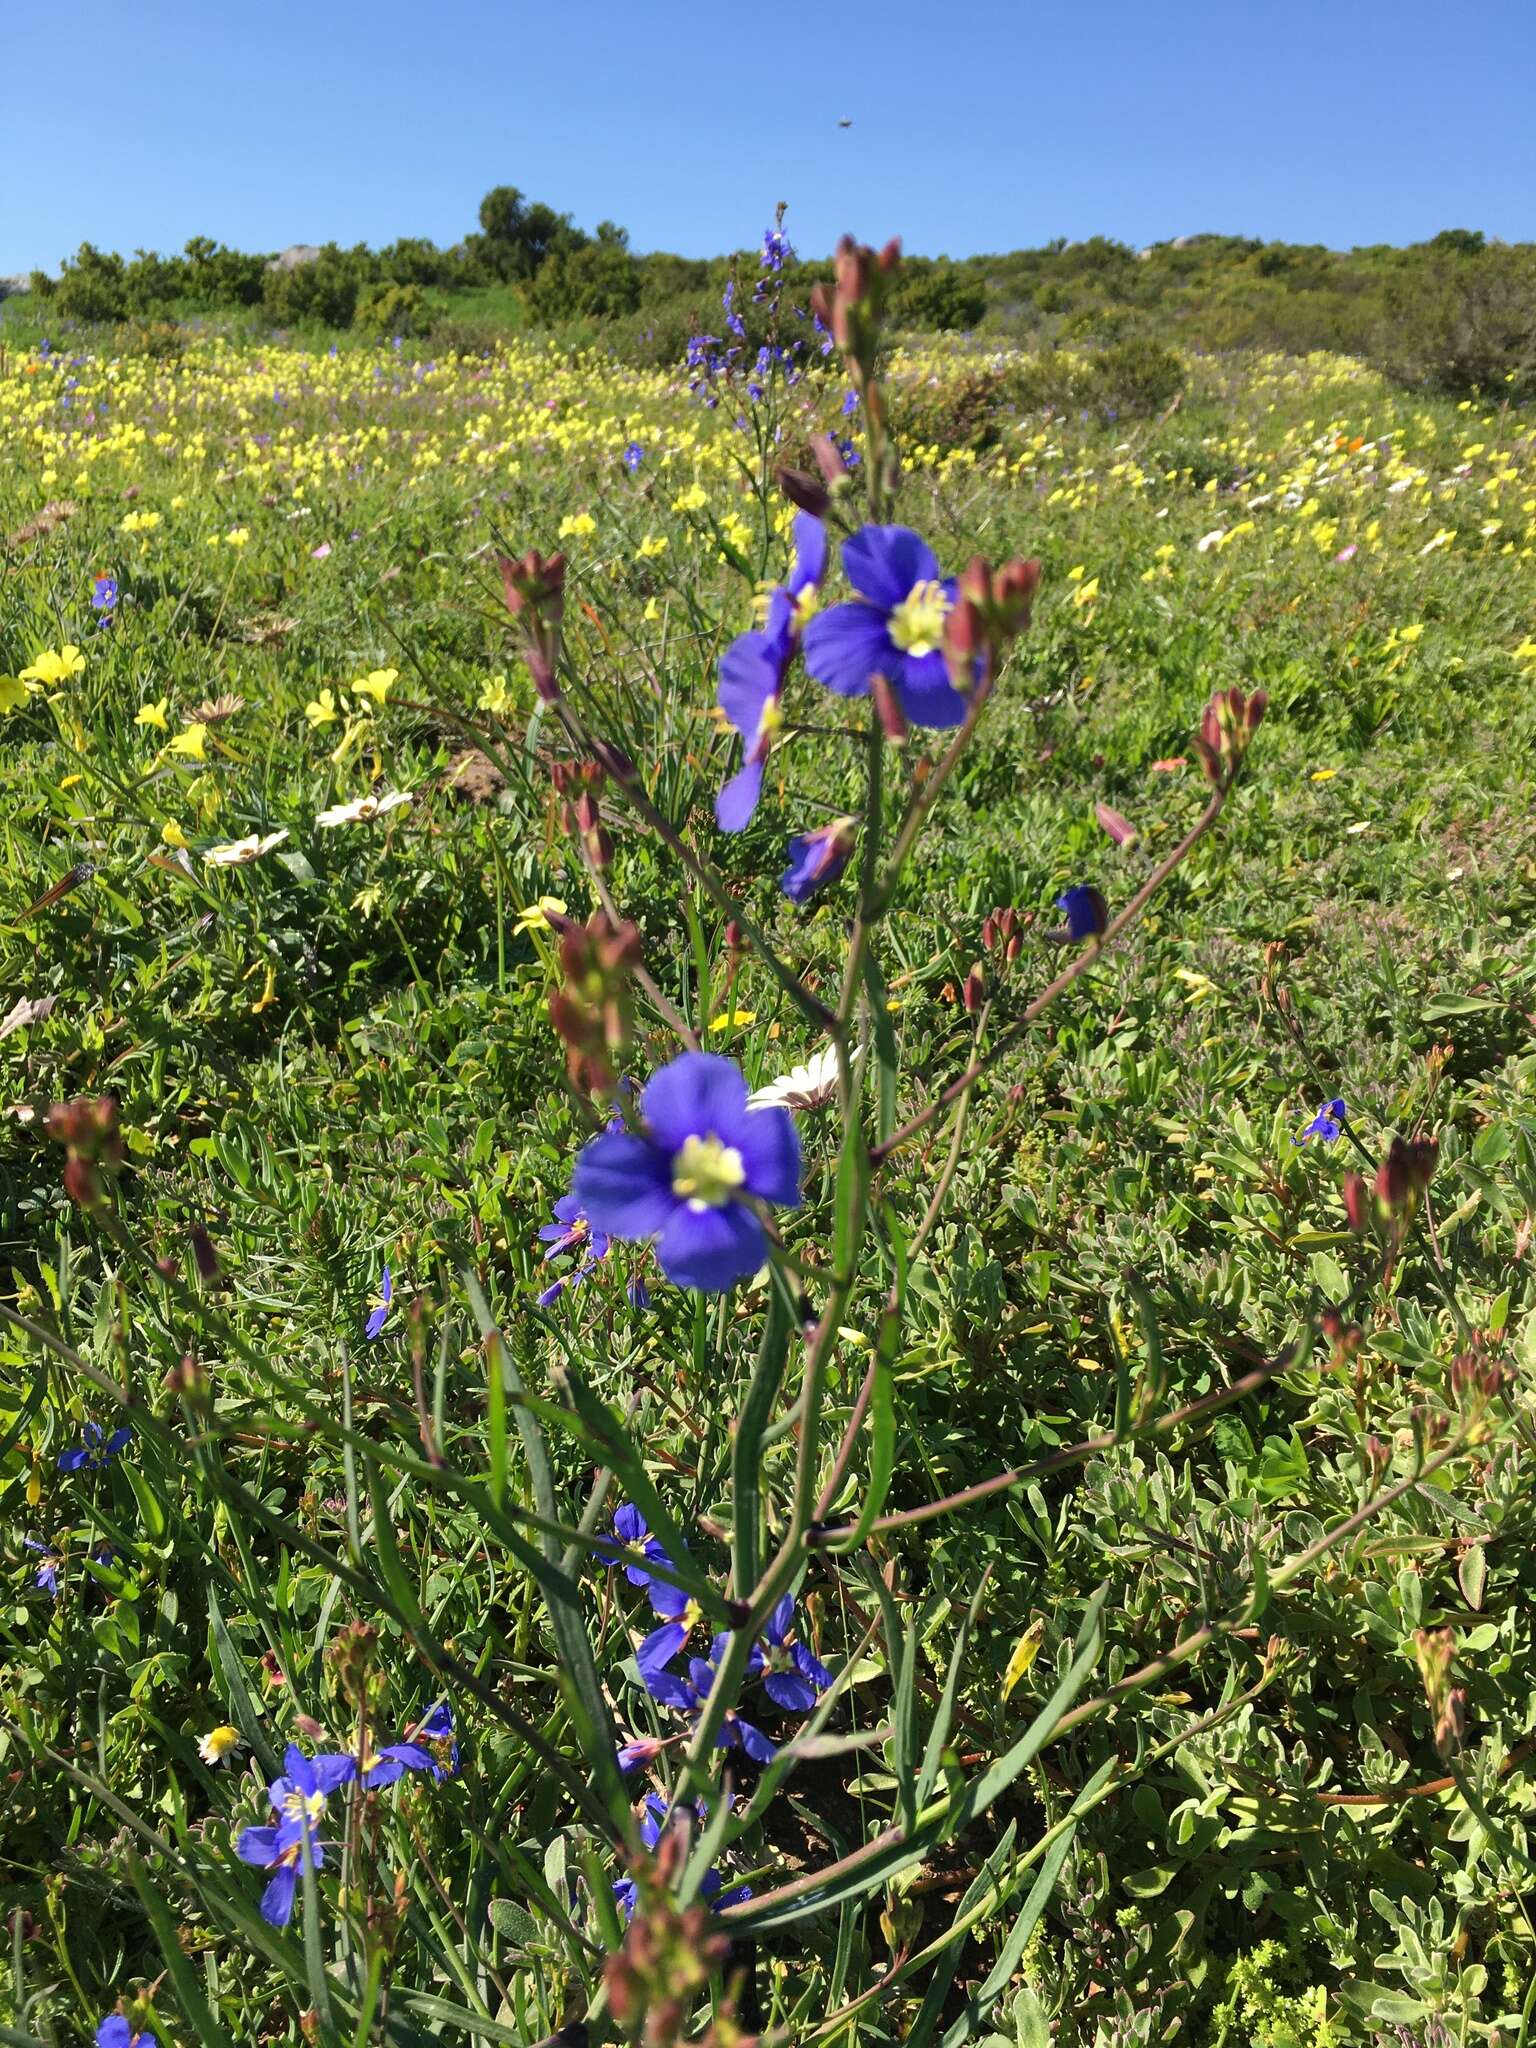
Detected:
left=202, top=830, right=289, bottom=866
left=315, top=790, right=413, bottom=828
left=748, top=1042, right=861, bottom=1114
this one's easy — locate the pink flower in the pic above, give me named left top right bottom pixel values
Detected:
left=1333, top=544, right=1357, bottom=563
left=311, top=542, right=332, bottom=561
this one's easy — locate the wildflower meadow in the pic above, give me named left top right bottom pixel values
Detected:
left=2, top=217, right=1536, bottom=2048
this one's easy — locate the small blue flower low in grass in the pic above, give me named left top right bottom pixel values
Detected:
left=58, top=1422, right=131, bottom=1472
left=803, top=524, right=971, bottom=727
left=364, top=1265, right=392, bottom=1340
left=622, top=440, right=644, bottom=471
left=1301, top=1097, right=1347, bottom=1143
left=749, top=1593, right=833, bottom=1712
left=92, top=574, right=119, bottom=615
left=536, top=1191, right=610, bottom=1306
left=571, top=1053, right=800, bottom=1292
left=235, top=1744, right=356, bottom=1927
left=97, top=2018, right=156, bottom=2048
left=612, top=1791, right=751, bottom=1918
left=366, top=1700, right=460, bottom=1786
left=25, top=1537, right=60, bottom=1597
left=781, top=817, right=857, bottom=904
left=1056, top=884, right=1109, bottom=941
left=642, top=1647, right=777, bottom=1762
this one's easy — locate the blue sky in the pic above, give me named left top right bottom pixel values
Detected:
left=6, top=0, right=1533, bottom=273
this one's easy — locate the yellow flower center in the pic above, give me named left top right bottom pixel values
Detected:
left=888, top=580, right=952, bottom=657
left=672, top=1133, right=746, bottom=1208
left=282, top=1786, right=328, bottom=1826
left=791, top=585, right=819, bottom=633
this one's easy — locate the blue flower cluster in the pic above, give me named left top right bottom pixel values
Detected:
left=235, top=1710, right=456, bottom=1926
left=603, top=1505, right=831, bottom=1769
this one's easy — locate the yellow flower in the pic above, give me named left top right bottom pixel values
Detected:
left=672, top=483, right=708, bottom=514
left=135, top=697, right=170, bottom=732
left=20, top=646, right=85, bottom=687
left=637, top=533, right=668, bottom=559
left=352, top=667, right=398, bottom=706
left=1066, top=563, right=1086, bottom=582
left=198, top=1725, right=244, bottom=1766
left=478, top=673, right=513, bottom=714
left=1514, top=639, right=1536, bottom=662
left=515, top=895, right=568, bottom=934
left=643, top=596, right=661, bottom=622
left=708, top=1009, right=757, bottom=1033
left=305, top=688, right=339, bottom=728
left=168, top=722, right=209, bottom=761
left=557, top=511, right=596, bottom=539
left=1071, top=577, right=1100, bottom=608
left=161, top=820, right=189, bottom=849
left=119, top=510, right=161, bottom=535
left=225, top=526, right=250, bottom=548
left=0, top=675, right=32, bottom=714
left=1396, top=622, right=1426, bottom=643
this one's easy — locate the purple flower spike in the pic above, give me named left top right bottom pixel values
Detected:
left=571, top=1053, right=800, bottom=1292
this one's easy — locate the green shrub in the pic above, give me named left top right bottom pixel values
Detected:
left=1373, top=244, right=1536, bottom=396
left=261, top=244, right=372, bottom=329
left=354, top=281, right=429, bottom=337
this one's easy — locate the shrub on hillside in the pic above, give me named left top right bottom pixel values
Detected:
left=1373, top=244, right=1536, bottom=396
left=354, top=281, right=429, bottom=337
left=262, top=245, right=372, bottom=329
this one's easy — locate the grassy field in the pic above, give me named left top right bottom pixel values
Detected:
left=2, top=299, right=1535, bottom=2048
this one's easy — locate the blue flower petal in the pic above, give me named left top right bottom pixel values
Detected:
left=656, top=1202, right=766, bottom=1292
left=235, top=1823, right=284, bottom=1866
left=309, top=1752, right=358, bottom=1796
left=802, top=601, right=890, bottom=698
left=716, top=759, right=765, bottom=833
left=790, top=513, right=827, bottom=594
left=763, top=1669, right=817, bottom=1713
left=892, top=650, right=968, bottom=729
left=717, top=633, right=781, bottom=740
left=96, top=2020, right=134, bottom=2048
left=842, top=524, right=940, bottom=610
left=637, top=1620, right=689, bottom=1691
left=641, top=1052, right=751, bottom=1154
left=736, top=1108, right=801, bottom=1207
left=572, top=1131, right=678, bottom=1240
left=260, top=1863, right=300, bottom=1928
left=732, top=1715, right=777, bottom=1762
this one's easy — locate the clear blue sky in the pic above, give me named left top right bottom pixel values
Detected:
left=6, top=0, right=1533, bottom=274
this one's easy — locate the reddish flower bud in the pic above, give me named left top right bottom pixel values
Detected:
left=871, top=671, right=908, bottom=743
left=1095, top=802, right=1138, bottom=848
left=775, top=465, right=830, bottom=518
left=1342, top=1172, right=1371, bottom=1231
left=810, top=432, right=850, bottom=487
left=963, top=961, right=985, bottom=1013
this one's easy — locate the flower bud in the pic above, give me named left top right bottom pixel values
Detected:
left=776, top=465, right=830, bottom=518
left=810, top=431, right=851, bottom=487
left=45, top=1094, right=124, bottom=1211
left=1095, top=801, right=1138, bottom=848
left=1342, top=1173, right=1371, bottom=1231
left=963, top=961, right=985, bottom=1013
left=870, top=671, right=908, bottom=743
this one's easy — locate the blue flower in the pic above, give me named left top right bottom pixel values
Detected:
left=803, top=525, right=972, bottom=728
left=24, top=1537, right=60, bottom=1598
left=571, top=1053, right=800, bottom=1292
left=364, top=1265, right=392, bottom=1340
left=1055, top=885, right=1109, bottom=941
left=91, top=575, right=119, bottom=614
left=752, top=1593, right=833, bottom=1713
left=235, top=1744, right=356, bottom=1927
left=612, top=1792, right=751, bottom=1918
left=761, top=227, right=791, bottom=272
left=601, top=1504, right=695, bottom=1626
left=715, top=515, right=826, bottom=832
left=536, top=1192, right=611, bottom=1306
left=781, top=817, right=857, bottom=905
left=58, top=1422, right=131, bottom=1473
left=364, top=1700, right=458, bottom=1787
left=97, top=2019, right=157, bottom=2048
left=641, top=1647, right=776, bottom=1762
left=622, top=441, right=644, bottom=472
left=1301, top=1098, right=1347, bottom=1143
